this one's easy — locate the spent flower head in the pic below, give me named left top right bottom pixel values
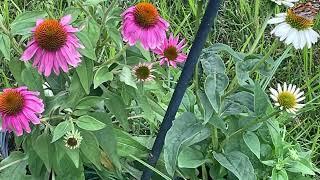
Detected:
left=64, top=129, right=83, bottom=149
left=132, top=63, right=155, bottom=82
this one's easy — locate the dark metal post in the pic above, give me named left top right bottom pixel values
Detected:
left=141, top=0, right=222, bottom=179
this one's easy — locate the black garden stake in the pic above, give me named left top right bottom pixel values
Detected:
left=141, top=0, right=222, bottom=179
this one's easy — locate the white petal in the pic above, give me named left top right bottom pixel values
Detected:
left=271, top=94, right=278, bottom=101
left=291, top=85, right=296, bottom=93
left=288, top=84, right=293, bottom=92
left=270, top=88, right=279, bottom=96
left=304, top=30, right=312, bottom=48
left=268, top=17, right=286, bottom=24
left=284, top=82, right=288, bottom=92
left=296, top=91, right=304, bottom=98
left=275, top=103, right=280, bottom=106
left=299, top=31, right=306, bottom=49
left=277, top=83, right=283, bottom=93
left=285, top=28, right=297, bottom=45
left=296, top=96, right=305, bottom=102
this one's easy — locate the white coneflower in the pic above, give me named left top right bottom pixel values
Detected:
left=270, top=0, right=299, bottom=7
left=269, top=83, right=305, bottom=114
left=132, top=63, right=155, bottom=82
left=64, top=129, right=83, bottom=149
left=268, top=6, right=319, bottom=49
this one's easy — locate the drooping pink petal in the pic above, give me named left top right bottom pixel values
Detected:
left=60, top=15, right=72, bottom=26
left=21, top=15, right=83, bottom=76
left=21, top=43, right=39, bottom=61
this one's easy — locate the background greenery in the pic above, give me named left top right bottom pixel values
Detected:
left=0, top=0, right=319, bottom=179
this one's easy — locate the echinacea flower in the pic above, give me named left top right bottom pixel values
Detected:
left=268, top=7, right=319, bottom=49
left=270, top=0, right=299, bottom=7
left=132, top=63, right=155, bottom=82
left=121, top=2, right=169, bottom=50
left=269, top=83, right=305, bottom=114
left=153, top=33, right=187, bottom=68
left=64, top=129, right=83, bottom=149
left=21, top=15, right=84, bottom=76
left=0, top=87, right=44, bottom=136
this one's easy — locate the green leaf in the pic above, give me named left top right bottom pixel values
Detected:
left=92, top=112, right=121, bottom=169
left=76, top=115, right=106, bottom=131
left=254, top=83, right=270, bottom=115
left=119, top=66, right=137, bottom=89
left=286, top=160, right=315, bottom=175
left=33, top=132, right=51, bottom=170
left=243, top=131, right=260, bottom=159
left=21, top=66, right=44, bottom=97
left=213, top=151, right=256, bottom=180
left=113, top=129, right=149, bottom=158
left=80, top=131, right=102, bottom=170
left=76, top=96, right=106, bottom=110
left=76, top=32, right=96, bottom=60
left=76, top=58, right=94, bottom=94
left=0, top=33, right=10, bottom=60
left=204, top=74, right=229, bottom=113
left=0, top=152, right=28, bottom=180
left=65, top=73, right=86, bottom=108
left=65, top=148, right=80, bottom=168
left=82, top=19, right=100, bottom=47
left=164, top=112, right=208, bottom=176
left=51, top=121, right=72, bottom=143
left=84, top=0, right=108, bottom=5
left=200, top=53, right=226, bottom=75
left=208, top=114, right=227, bottom=132
left=63, top=7, right=81, bottom=23
left=104, top=91, right=129, bottom=130
left=10, top=11, right=47, bottom=35
left=272, top=169, right=288, bottom=180
left=93, top=66, right=114, bottom=89
left=8, top=59, right=25, bottom=85
left=178, top=147, right=205, bottom=168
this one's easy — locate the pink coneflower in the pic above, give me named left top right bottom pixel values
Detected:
left=0, top=87, right=44, bottom=136
left=133, top=63, right=155, bottom=82
left=21, top=15, right=84, bottom=76
left=121, top=2, right=169, bottom=50
left=153, top=33, right=187, bottom=68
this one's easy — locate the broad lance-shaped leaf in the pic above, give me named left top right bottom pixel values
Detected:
left=0, top=151, right=28, bottom=180
left=76, top=115, right=106, bottom=131
left=204, top=73, right=229, bottom=114
left=120, top=66, right=137, bottom=89
left=51, top=121, right=72, bottom=143
left=93, top=65, right=113, bottom=89
left=213, top=151, right=256, bottom=180
left=164, top=112, right=210, bottom=176
left=0, top=33, right=10, bottom=60
left=243, top=131, right=260, bottom=159
left=76, top=58, right=94, bottom=95
left=80, top=131, right=102, bottom=170
left=254, top=83, right=270, bottom=115
left=178, top=147, right=205, bottom=168
left=10, top=11, right=47, bottom=35
left=91, top=112, right=121, bottom=169
left=33, top=132, right=51, bottom=170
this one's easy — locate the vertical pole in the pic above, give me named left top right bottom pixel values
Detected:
left=141, top=0, right=222, bottom=179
